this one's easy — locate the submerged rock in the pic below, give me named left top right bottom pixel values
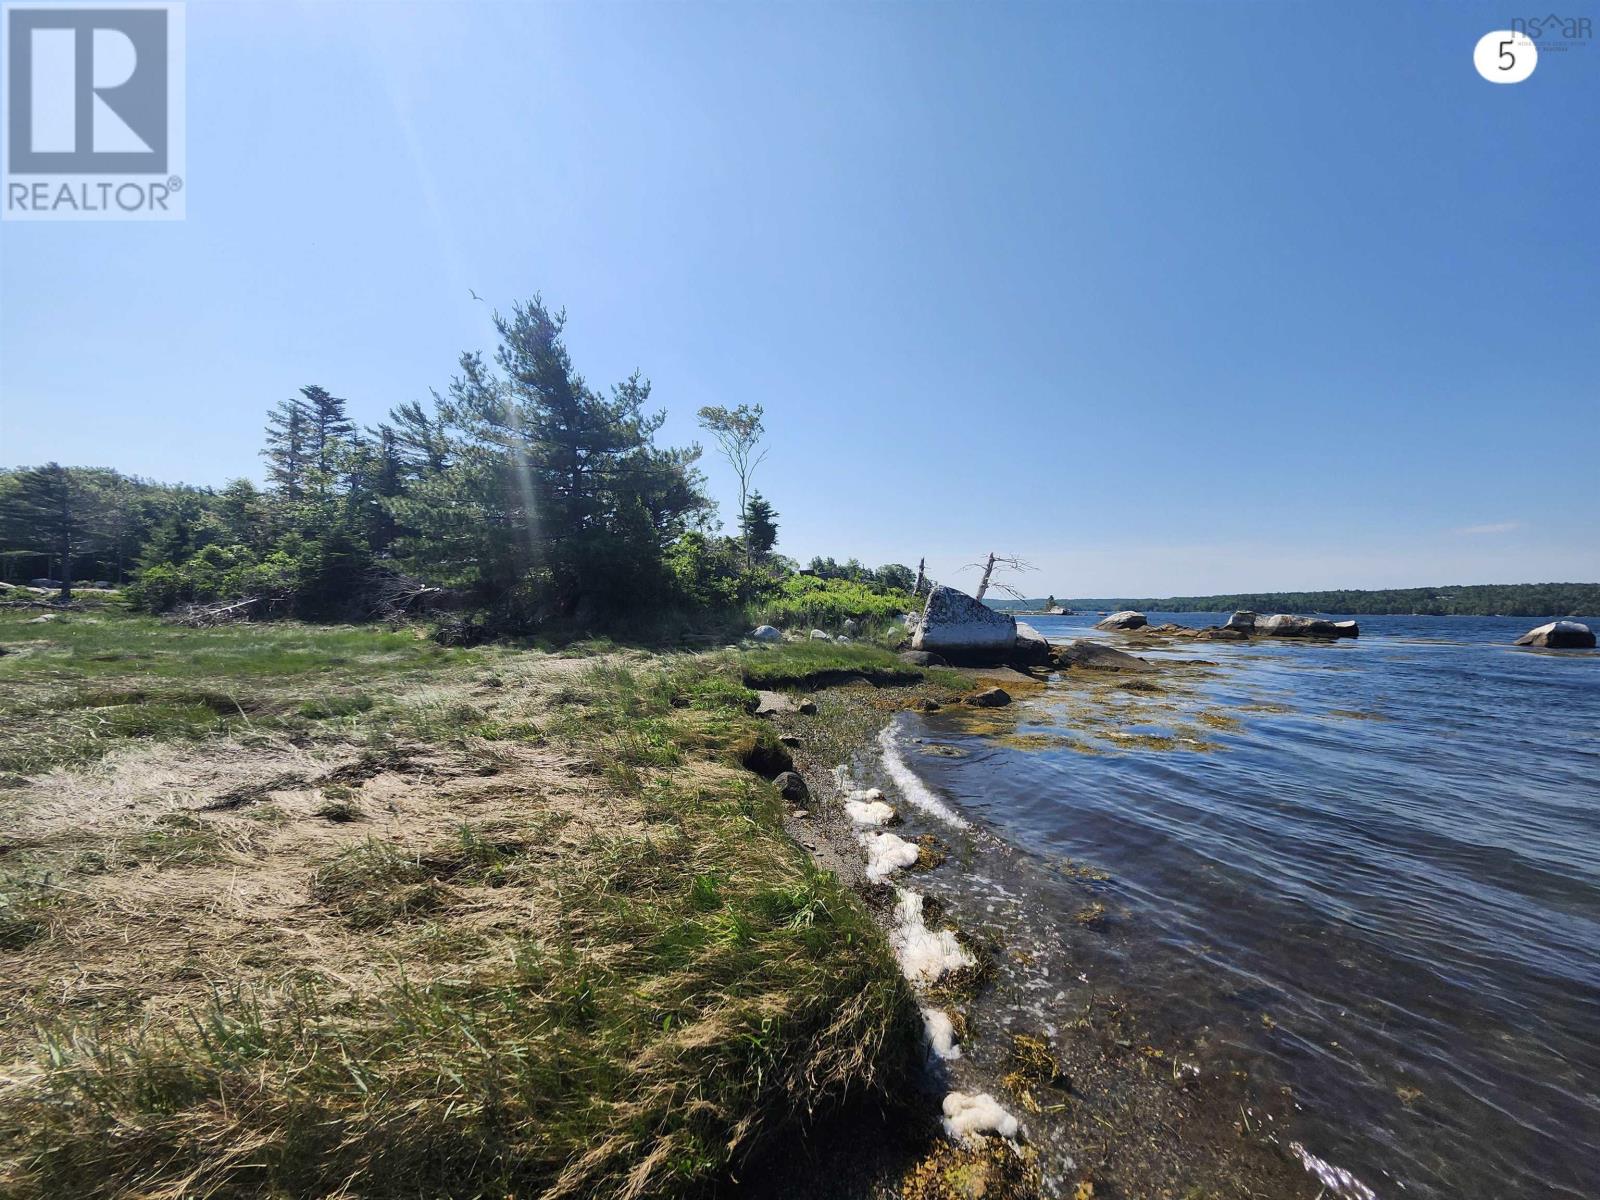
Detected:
left=964, top=687, right=1011, bottom=708
left=1054, top=640, right=1156, bottom=673
left=911, top=585, right=1018, bottom=663
left=1095, top=610, right=1147, bottom=631
left=1514, top=620, right=1595, bottom=648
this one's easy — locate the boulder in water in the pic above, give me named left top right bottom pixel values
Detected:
left=1257, top=614, right=1359, bottom=639
left=1095, top=610, right=1147, bottom=631
left=1514, top=620, right=1595, bottom=649
left=964, top=687, right=1011, bottom=708
left=1224, top=610, right=1257, bottom=633
left=1053, top=640, right=1157, bottom=673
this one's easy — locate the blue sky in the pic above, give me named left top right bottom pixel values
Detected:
left=2, top=0, right=1596, bottom=596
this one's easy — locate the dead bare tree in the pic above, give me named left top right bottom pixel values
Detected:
left=962, top=552, right=1037, bottom=602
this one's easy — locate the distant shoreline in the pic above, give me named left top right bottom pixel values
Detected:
left=989, top=582, right=1600, bottom=620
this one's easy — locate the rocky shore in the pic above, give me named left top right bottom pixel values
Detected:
left=736, top=621, right=1324, bottom=1199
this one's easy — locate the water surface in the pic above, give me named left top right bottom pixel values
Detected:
left=894, top=613, right=1599, bottom=1199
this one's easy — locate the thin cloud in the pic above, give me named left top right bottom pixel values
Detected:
left=1455, top=521, right=1521, bottom=536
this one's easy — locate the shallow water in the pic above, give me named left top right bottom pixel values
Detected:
left=883, top=613, right=1600, bottom=1199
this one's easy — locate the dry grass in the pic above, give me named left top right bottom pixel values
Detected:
left=0, top=609, right=921, bottom=1199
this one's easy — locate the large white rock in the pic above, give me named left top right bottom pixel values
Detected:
left=1095, top=610, right=1147, bottom=630
left=1224, top=610, right=1258, bottom=633
left=911, top=585, right=1017, bottom=662
left=749, top=625, right=782, bottom=643
left=1514, top=620, right=1595, bottom=649
left=1257, top=614, right=1359, bottom=639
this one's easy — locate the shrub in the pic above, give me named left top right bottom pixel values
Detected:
left=752, top=575, right=915, bottom=631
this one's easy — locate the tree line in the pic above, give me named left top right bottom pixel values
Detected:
left=1059, top=584, right=1600, bottom=618
left=2, top=294, right=914, bottom=631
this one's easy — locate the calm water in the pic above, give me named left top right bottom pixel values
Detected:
left=882, top=613, right=1600, bottom=1199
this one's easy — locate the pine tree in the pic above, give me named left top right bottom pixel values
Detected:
left=263, top=397, right=312, bottom=500
left=300, top=385, right=355, bottom=475
left=0, top=464, right=105, bottom=598
left=386, top=399, right=451, bottom=477
left=389, top=296, right=708, bottom=616
left=216, top=478, right=269, bottom=549
left=740, top=491, right=778, bottom=561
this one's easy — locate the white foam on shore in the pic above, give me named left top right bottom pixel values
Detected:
left=941, top=1091, right=1019, bottom=1141
left=921, top=1008, right=961, bottom=1061
left=844, top=795, right=897, bottom=826
left=877, top=724, right=970, bottom=829
left=890, top=888, right=974, bottom=983
left=861, top=831, right=919, bottom=881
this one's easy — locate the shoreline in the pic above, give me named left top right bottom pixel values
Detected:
left=754, top=659, right=1323, bottom=1199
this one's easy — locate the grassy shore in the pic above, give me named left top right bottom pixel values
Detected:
left=0, top=604, right=941, bottom=1199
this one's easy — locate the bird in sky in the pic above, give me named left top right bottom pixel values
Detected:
left=469, top=289, right=484, bottom=302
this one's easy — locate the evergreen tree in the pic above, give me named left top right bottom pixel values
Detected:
left=215, top=478, right=270, bottom=550
left=389, top=296, right=708, bottom=618
left=741, top=491, right=778, bottom=561
left=386, top=399, right=451, bottom=477
left=0, top=463, right=104, bottom=598
left=876, top=563, right=915, bottom=593
left=263, top=397, right=312, bottom=500
left=300, top=385, right=356, bottom=475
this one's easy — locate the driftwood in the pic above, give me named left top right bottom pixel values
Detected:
left=367, top=571, right=459, bottom=621
left=169, top=596, right=285, bottom=626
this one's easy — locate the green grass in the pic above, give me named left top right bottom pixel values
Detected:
left=739, top=641, right=926, bottom=689
left=0, top=607, right=464, bottom=681
left=0, top=607, right=480, bottom=774
left=0, top=637, right=925, bottom=1200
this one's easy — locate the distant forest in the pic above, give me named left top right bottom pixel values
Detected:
left=1000, top=584, right=1600, bottom=618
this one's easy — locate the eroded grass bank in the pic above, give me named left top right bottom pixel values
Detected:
left=0, top=607, right=929, bottom=1199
